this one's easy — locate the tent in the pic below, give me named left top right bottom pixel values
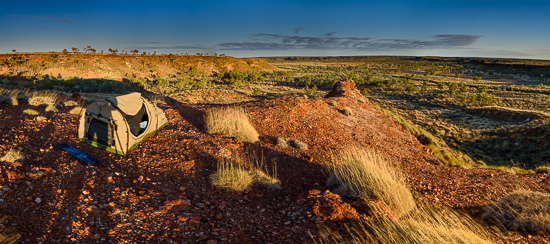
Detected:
left=78, top=93, right=168, bottom=156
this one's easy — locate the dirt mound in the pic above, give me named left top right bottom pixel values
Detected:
left=325, top=79, right=364, bottom=100
left=0, top=94, right=549, bottom=243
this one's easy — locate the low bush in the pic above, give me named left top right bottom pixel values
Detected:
left=326, top=148, right=415, bottom=215
left=482, top=189, right=550, bottom=233
left=205, top=106, right=259, bottom=143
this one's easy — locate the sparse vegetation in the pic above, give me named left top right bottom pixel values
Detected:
left=23, top=108, right=40, bottom=116
left=0, top=216, right=20, bottom=244
left=535, top=165, right=550, bottom=173
left=210, top=157, right=281, bottom=193
left=205, top=106, right=259, bottom=143
left=0, top=150, right=23, bottom=163
left=341, top=107, right=353, bottom=116
left=327, top=148, right=415, bottom=215
left=482, top=190, right=550, bottom=233
left=276, top=137, right=308, bottom=150
left=320, top=201, right=494, bottom=244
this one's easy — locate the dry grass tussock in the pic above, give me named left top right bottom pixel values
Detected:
left=23, top=109, right=40, bottom=116
left=277, top=137, right=308, bottom=150
left=69, top=106, right=84, bottom=115
left=205, top=106, right=259, bottom=143
left=318, top=201, right=495, bottom=244
left=0, top=88, right=24, bottom=106
left=326, top=148, right=415, bottom=215
left=482, top=189, right=550, bottom=233
left=0, top=150, right=24, bottom=163
left=341, top=107, right=353, bottom=116
left=210, top=157, right=281, bottom=193
left=28, top=91, right=58, bottom=107
left=0, top=216, right=20, bottom=244
left=535, top=165, right=550, bottom=174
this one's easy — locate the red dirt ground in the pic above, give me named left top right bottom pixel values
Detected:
left=1, top=92, right=549, bottom=243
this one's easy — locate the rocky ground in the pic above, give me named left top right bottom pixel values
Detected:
left=1, top=83, right=549, bottom=243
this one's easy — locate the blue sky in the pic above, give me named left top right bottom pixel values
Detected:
left=1, top=0, right=549, bottom=59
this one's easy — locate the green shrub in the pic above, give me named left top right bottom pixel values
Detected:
left=276, top=138, right=308, bottom=150
left=535, top=165, right=550, bottom=174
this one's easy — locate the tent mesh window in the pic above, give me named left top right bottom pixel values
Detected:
left=87, top=118, right=113, bottom=146
left=121, top=104, right=149, bottom=136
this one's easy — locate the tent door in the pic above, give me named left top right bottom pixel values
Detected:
left=86, top=118, right=114, bottom=146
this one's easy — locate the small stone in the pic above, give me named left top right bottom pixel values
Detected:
left=106, top=176, right=113, bottom=183
left=83, top=190, right=89, bottom=195
left=198, top=234, right=208, bottom=241
left=284, top=221, right=291, bottom=225
left=137, top=175, right=144, bottom=182
left=206, top=240, right=218, bottom=244
left=35, top=197, right=42, bottom=203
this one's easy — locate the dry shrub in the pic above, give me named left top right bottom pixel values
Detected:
left=342, top=107, right=354, bottom=116
left=535, top=165, right=550, bottom=174
left=205, top=106, right=259, bottom=143
left=28, top=91, right=58, bottom=107
left=481, top=189, right=550, bottom=233
left=277, top=137, right=308, bottom=150
left=69, top=106, right=84, bottom=115
left=63, top=100, right=79, bottom=107
left=327, top=100, right=338, bottom=107
left=23, top=109, right=40, bottom=116
left=210, top=157, right=281, bottom=193
left=277, top=137, right=289, bottom=148
left=319, top=201, right=494, bottom=244
left=0, top=216, right=20, bottom=244
left=327, top=148, right=415, bottom=215
left=210, top=158, right=255, bottom=193
left=0, top=150, right=23, bottom=163
left=36, top=116, right=47, bottom=121
left=0, top=88, right=22, bottom=106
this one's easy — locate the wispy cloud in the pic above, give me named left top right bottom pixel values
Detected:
left=218, top=33, right=482, bottom=51
left=8, top=14, right=74, bottom=24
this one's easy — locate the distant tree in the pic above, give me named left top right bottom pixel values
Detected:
left=130, top=49, right=139, bottom=55
left=90, top=48, right=96, bottom=53
left=108, top=48, right=118, bottom=55
left=12, top=49, right=16, bottom=53
left=100, top=50, right=104, bottom=54
left=71, top=47, right=79, bottom=53
left=62, top=49, right=68, bottom=54
left=142, top=51, right=146, bottom=55
left=153, top=51, right=156, bottom=56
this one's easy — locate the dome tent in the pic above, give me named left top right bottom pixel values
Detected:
left=78, top=93, right=167, bottom=156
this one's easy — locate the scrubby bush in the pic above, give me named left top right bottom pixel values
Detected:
left=482, top=190, right=550, bottom=233
left=326, top=148, right=415, bottom=215
left=23, top=109, right=39, bottom=116
left=535, top=165, right=550, bottom=173
left=205, top=106, right=259, bottom=143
